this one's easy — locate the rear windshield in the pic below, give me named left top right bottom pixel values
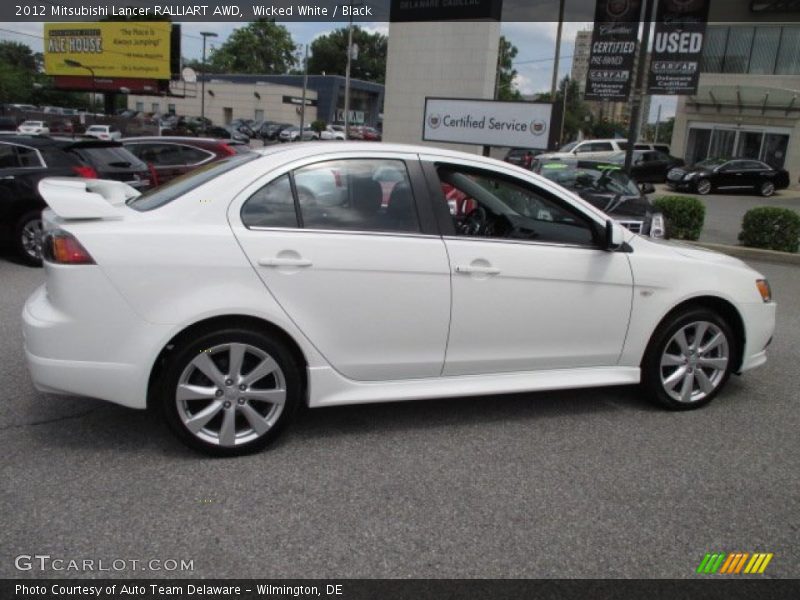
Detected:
left=70, top=146, right=146, bottom=170
left=128, top=153, right=259, bottom=211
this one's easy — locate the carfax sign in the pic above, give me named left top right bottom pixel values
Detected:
left=423, top=98, right=553, bottom=149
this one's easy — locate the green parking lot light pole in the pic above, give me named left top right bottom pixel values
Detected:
left=64, top=59, right=96, bottom=124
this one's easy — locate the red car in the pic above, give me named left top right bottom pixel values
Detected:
left=121, top=136, right=251, bottom=186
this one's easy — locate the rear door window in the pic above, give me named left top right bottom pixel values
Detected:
left=0, top=143, right=20, bottom=169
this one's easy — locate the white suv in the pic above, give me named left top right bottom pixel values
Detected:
left=540, top=139, right=630, bottom=161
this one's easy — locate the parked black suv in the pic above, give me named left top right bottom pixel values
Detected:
left=0, top=135, right=94, bottom=265
left=52, top=138, right=153, bottom=190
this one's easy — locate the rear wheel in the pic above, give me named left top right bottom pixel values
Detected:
left=758, top=180, right=775, bottom=197
left=160, top=328, right=302, bottom=456
left=641, top=308, right=736, bottom=410
left=695, top=178, right=712, bottom=195
left=14, top=211, right=44, bottom=267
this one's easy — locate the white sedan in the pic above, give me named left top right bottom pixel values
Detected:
left=23, top=143, right=776, bottom=456
left=17, top=120, right=50, bottom=135
left=84, top=124, right=122, bottom=141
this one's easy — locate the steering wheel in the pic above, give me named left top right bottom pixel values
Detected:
left=462, top=206, right=487, bottom=236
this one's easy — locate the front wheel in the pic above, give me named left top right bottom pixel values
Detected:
left=641, top=308, right=736, bottom=410
left=758, top=180, right=775, bottom=197
left=695, top=178, right=712, bottom=195
left=159, top=328, right=303, bottom=456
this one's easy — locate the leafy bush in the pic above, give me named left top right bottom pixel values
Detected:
left=738, top=207, right=800, bottom=253
left=652, top=195, right=705, bottom=241
left=310, top=120, right=327, bottom=134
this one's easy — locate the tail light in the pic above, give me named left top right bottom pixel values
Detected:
left=42, top=230, right=95, bottom=265
left=71, top=165, right=98, bottom=178
left=219, top=143, right=237, bottom=156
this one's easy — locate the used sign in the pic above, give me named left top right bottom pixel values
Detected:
left=647, top=0, right=710, bottom=95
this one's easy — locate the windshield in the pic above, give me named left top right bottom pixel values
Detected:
left=559, top=141, right=578, bottom=152
left=696, top=158, right=727, bottom=168
left=128, top=153, right=259, bottom=211
left=540, top=164, right=640, bottom=196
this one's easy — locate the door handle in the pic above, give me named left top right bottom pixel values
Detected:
left=455, top=265, right=500, bottom=276
left=258, top=257, right=312, bottom=268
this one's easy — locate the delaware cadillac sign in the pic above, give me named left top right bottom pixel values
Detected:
left=423, top=98, right=553, bottom=149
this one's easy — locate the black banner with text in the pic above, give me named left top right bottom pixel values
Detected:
left=584, top=0, right=642, bottom=101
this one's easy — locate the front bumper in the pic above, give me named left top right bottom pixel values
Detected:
left=737, top=301, right=777, bottom=374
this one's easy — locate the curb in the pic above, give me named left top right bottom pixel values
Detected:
left=687, top=241, right=800, bottom=266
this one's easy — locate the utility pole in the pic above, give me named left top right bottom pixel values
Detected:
left=199, top=31, right=218, bottom=135
left=299, top=44, right=309, bottom=137
left=623, top=0, right=654, bottom=174
left=560, top=76, right=569, bottom=145
left=549, top=0, right=566, bottom=150
left=343, top=4, right=354, bottom=139
left=654, top=103, right=662, bottom=143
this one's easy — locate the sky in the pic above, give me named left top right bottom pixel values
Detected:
left=0, top=20, right=676, bottom=122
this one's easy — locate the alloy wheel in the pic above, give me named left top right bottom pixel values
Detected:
left=21, top=218, right=44, bottom=260
left=659, top=321, right=729, bottom=404
left=760, top=181, right=775, bottom=197
left=175, top=343, right=287, bottom=447
left=696, top=179, right=711, bottom=195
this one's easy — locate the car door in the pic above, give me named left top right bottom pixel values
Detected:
left=230, top=153, right=452, bottom=382
left=423, top=158, right=633, bottom=376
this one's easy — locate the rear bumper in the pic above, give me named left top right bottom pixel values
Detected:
left=22, top=272, right=168, bottom=409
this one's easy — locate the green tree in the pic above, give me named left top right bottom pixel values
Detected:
left=208, top=20, right=297, bottom=74
left=535, top=77, right=591, bottom=143
left=496, top=36, right=522, bottom=101
left=307, top=26, right=387, bottom=83
left=0, top=41, right=36, bottom=105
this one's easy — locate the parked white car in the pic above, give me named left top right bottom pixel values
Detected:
left=25, top=143, right=776, bottom=456
left=84, top=124, right=122, bottom=141
left=17, top=120, right=50, bottom=135
left=279, top=125, right=319, bottom=142
left=319, top=125, right=346, bottom=141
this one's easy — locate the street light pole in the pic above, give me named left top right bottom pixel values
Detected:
left=299, top=44, right=309, bottom=137
left=64, top=59, right=96, bottom=124
left=200, top=31, right=218, bottom=134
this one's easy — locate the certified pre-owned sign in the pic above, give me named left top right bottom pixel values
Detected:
left=423, top=98, right=554, bottom=149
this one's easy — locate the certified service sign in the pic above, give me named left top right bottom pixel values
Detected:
left=423, top=98, right=554, bottom=149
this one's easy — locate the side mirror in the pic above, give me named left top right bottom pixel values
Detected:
left=605, top=219, right=624, bottom=251
left=639, top=182, right=656, bottom=195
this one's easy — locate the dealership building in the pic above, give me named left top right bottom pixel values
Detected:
left=127, top=74, right=384, bottom=128
left=672, top=22, right=800, bottom=171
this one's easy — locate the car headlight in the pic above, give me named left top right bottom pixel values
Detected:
left=650, top=213, right=665, bottom=239
left=756, top=279, right=772, bottom=303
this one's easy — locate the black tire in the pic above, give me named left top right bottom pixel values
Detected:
left=694, top=178, right=712, bottom=195
left=641, top=307, right=737, bottom=411
left=159, top=327, right=303, bottom=456
left=14, top=210, right=44, bottom=267
left=758, top=180, right=775, bottom=197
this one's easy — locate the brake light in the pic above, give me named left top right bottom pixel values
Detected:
left=43, top=230, right=95, bottom=265
left=71, top=165, right=98, bottom=178
left=220, top=143, right=237, bottom=156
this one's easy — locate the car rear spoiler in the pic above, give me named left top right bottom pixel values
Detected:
left=38, top=177, right=140, bottom=220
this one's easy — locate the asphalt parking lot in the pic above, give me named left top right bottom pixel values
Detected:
left=1, top=250, right=798, bottom=579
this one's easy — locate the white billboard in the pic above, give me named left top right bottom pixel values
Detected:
left=423, top=98, right=553, bottom=149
